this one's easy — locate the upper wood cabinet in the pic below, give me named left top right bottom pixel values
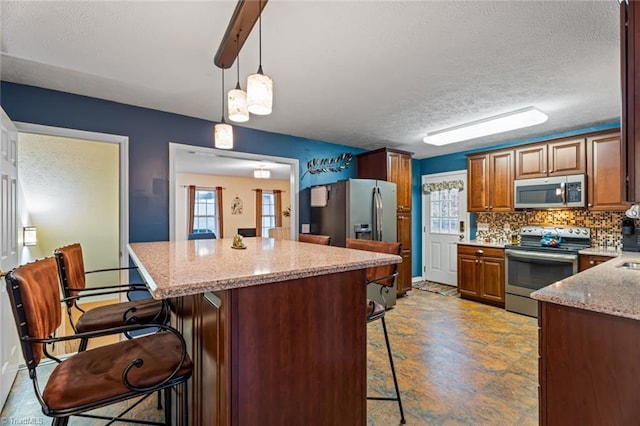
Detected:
left=621, top=1, right=640, bottom=202
left=515, top=137, right=586, bottom=180
left=357, top=148, right=413, bottom=212
left=467, top=149, right=514, bottom=212
left=587, top=131, right=629, bottom=211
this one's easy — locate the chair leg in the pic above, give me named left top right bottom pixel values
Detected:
left=164, top=387, right=172, bottom=425
left=78, top=337, right=89, bottom=352
left=52, top=417, right=69, bottom=426
left=157, top=389, right=163, bottom=410
left=381, top=316, right=406, bottom=424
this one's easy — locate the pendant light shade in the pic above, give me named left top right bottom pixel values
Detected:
left=247, top=67, right=273, bottom=115
left=247, top=9, right=273, bottom=116
left=228, top=36, right=249, bottom=123
left=215, top=67, right=234, bottom=149
left=214, top=121, right=233, bottom=149
left=228, top=87, right=249, bottom=122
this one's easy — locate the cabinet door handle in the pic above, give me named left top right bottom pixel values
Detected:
left=589, top=260, right=595, bottom=265
left=549, top=170, right=553, bottom=173
left=542, top=170, right=546, bottom=173
left=588, top=203, right=592, bottom=207
left=475, top=259, right=479, bottom=263
left=475, top=249, right=484, bottom=255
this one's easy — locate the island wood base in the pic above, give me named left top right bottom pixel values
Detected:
left=169, top=269, right=367, bottom=425
left=538, top=302, right=640, bottom=425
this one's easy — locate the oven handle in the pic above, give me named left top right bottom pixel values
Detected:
left=505, top=249, right=577, bottom=262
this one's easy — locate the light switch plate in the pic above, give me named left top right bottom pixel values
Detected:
left=301, top=224, right=310, bottom=233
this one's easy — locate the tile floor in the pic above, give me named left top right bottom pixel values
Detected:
left=1, top=288, right=538, bottom=425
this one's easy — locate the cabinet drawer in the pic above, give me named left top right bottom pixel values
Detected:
left=457, top=244, right=504, bottom=258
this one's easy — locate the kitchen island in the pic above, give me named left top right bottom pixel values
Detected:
left=128, top=237, right=401, bottom=426
left=531, top=252, right=640, bottom=425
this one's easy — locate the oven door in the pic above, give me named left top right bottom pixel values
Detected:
left=505, top=249, right=577, bottom=316
left=506, top=249, right=578, bottom=295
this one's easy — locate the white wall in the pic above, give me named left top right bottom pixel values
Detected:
left=18, top=133, right=119, bottom=287
left=176, top=173, right=291, bottom=240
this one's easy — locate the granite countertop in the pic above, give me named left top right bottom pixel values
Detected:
left=531, top=252, right=640, bottom=320
left=578, top=248, right=621, bottom=257
left=457, top=239, right=506, bottom=249
left=128, top=238, right=401, bottom=299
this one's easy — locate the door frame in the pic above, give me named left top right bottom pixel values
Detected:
left=421, top=170, right=470, bottom=282
left=14, top=122, right=130, bottom=269
left=168, top=142, right=300, bottom=241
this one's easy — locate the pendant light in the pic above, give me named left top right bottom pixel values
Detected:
left=228, top=36, right=249, bottom=122
left=247, top=2, right=273, bottom=116
left=214, top=67, right=233, bottom=149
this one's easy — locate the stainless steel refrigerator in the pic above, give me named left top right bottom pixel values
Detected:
left=310, top=179, right=398, bottom=306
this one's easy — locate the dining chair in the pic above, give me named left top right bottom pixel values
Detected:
left=298, top=234, right=331, bottom=245
left=346, top=238, right=405, bottom=424
left=54, top=243, right=169, bottom=351
left=5, top=257, right=193, bottom=426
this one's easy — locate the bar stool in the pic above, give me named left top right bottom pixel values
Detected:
left=54, top=243, right=169, bottom=351
left=346, top=238, right=406, bottom=424
left=5, top=257, right=192, bottom=426
left=298, top=234, right=331, bottom=245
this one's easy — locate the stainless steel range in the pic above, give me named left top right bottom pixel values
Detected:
left=505, top=225, right=591, bottom=317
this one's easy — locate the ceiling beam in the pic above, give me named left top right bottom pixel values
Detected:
left=214, top=0, right=268, bottom=69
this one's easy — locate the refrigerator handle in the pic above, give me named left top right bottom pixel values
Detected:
left=374, top=187, right=383, bottom=241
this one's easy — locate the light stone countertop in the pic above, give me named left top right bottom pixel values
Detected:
left=456, top=240, right=506, bottom=249
left=128, top=238, right=402, bottom=299
left=578, top=248, right=621, bottom=257
left=531, top=252, right=640, bottom=320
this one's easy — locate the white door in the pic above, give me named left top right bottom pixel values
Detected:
left=422, top=170, right=469, bottom=286
left=0, top=108, right=20, bottom=408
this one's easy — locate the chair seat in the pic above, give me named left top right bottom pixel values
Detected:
left=42, top=331, right=192, bottom=411
left=75, top=298, right=164, bottom=333
left=366, top=299, right=385, bottom=322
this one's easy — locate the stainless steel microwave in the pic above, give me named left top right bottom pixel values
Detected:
left=514, top=174, right=585, bottom=209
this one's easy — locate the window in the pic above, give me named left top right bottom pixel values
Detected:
left=193, top=189, right=218, bottom=235
left=261, top=192, right=275, bottom=236
left=429, top=188, right=460, bottom=235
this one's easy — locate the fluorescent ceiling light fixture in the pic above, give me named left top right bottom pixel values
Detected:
left=423, top=107, right=548, bottom=146
left=254, top=169, right=271, bottom=179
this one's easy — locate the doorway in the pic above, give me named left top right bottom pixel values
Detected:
left=422, top=170, right=469, bottom=286
left=169, top=143, right=299, bottom=241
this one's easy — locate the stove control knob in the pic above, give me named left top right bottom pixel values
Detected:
left=582, top=229, right=588, bottom=235
left=568, top=228, right=573, bottom=233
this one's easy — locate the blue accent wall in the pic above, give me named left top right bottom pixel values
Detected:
left=1, top=82, right=363, bottom=243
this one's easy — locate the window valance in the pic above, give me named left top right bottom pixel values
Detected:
left=422, top=180, right=464, bottom=194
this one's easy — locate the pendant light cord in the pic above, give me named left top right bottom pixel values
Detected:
left=257, top=1, right=263, bottom=74
left=221, top=67, right=225, bottom=122
left=235, top=36, right=241, bottom=89
left=258, top=13, right=262, bottom=67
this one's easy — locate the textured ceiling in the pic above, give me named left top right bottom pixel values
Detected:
left=174, top=149, right=292, bottom=180
left=0, top=1, right=621, bottom=159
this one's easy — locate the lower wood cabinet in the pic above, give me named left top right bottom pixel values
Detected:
left=539, top=302, right=640, bottom=425
left=457, top=244, right=505, bottom=306
left=578, top=254, right=616, bottom=271
left=396, top=212, right=412, bottom=295
left=170, top=268, right=367, bottom=425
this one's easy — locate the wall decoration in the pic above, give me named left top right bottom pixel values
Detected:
left=283, top=206, right=291, bottom=217
left=231, top=196, right=243, bottom=215
left=301, top=153, right=353, bottom=179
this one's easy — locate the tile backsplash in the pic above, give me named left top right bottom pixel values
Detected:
left=475, top=210, right=629, bottom=250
